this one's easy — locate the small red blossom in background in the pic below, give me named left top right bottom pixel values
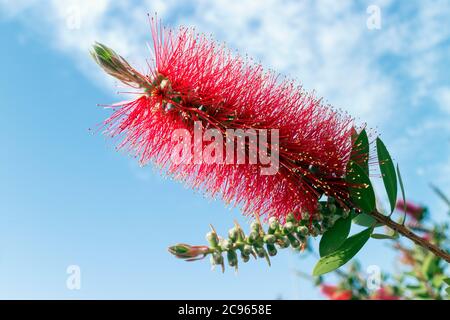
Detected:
left=320, top=285, right=352, bottom=300
left=309, top=190, right=450, bottom=300
left=370, top=288, right=399, bottom=300
left=95, top=18, right=360, bottom=222
left=396, top=199, right=427, bottom=222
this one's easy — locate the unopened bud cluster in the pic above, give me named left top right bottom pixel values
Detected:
left=168, top=199, right=348, bottom=272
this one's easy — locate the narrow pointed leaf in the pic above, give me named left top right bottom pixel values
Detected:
left=371, top=231, right=398, bottom=240
left=397, top=164, right=406, bottom=216
left=376, top=138, right=397, bottom=213
left=430, top=184, right=450, bottom=209
left=313, top=227, right=372, bottom=276
left=346, top=161, right=376, bottom=213
left=351, top=129, right=369, bottom=174
left=319, top=216, right=352, bottom=257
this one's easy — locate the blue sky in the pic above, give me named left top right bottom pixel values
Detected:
left=0, top=0, right=449, bottom=299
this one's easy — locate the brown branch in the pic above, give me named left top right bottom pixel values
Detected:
left=370, top=210, right=450, bottom=263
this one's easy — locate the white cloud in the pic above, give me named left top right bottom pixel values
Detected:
left=435, top=87, right=450, bottom=115
left=0, top=0, right=398, bottom=126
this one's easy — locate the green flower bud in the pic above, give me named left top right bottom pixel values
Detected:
left=296, top=225, right=309, bottom=236
left=254, top=246, right=266, bottom=258
left=286, top=212, right=296, bottom=223
left=263, top=234, right=276, bottom=244
left=250, top=221, right=261, bottom=232
left=266, top=244, right=277, bottom=256
left=277, top=235, right=290, bottom=248
left=206, top=231, right=219, bottom=247
left=296, top=234, right=306, bottom=244
left=242, top=244, right=253, bottom=256
left=90, top=42, right=150, bottom=89
left=228, top=227, right=238, bottom=242
left=283, top=222, right=295, bottom=234
left=168, top=244, right=209, bottom=260
left=310, top=225, right=321, bottom=237
left=302, top=212, right=310, bottom=221
left=268, top=217, right=279, bottom=233
left=212, top=252, right=224, bottom=265
left=240, top=252, right=250, bottom=263
left=248, top=231, right=260, bottom=243
left=227, top=250, right=238, bottom=267
left=220, top=239, right=232, bottom=250
left=287, top=234, right=300, bottom=248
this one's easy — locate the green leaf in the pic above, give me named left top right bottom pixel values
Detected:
left=371, top=231, right=398, bottom=240
left=351, top=129, right=369, bottom=174
left=346, top=161, right=376, bottom=213
left=446, top=287, right=450, bottom=295
left=319, top=216, right=352, bottom=257
left=376, top=138, right=397, bottom=213
left=313, top=227, right=372, bottom=276
left=444, top=277, right=450, bottom=286
left=430, top=184, right=450, bottom=209
left=432, top=274, right=447, bottom=287
left=397, top=164, right=406, bottom=217
left=353, top=213, right=381, bottom=227
left=422, top=253, right=438, bottom=280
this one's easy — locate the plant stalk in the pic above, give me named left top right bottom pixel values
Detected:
left=370, top=210, right=450, bottom=263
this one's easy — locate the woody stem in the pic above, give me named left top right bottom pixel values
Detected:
left=370, top=210, right=450, bottom=263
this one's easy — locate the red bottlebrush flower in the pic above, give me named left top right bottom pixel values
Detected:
left=370, top=287, right=399, bottom=300
left=321, top=285, right=352, bottom=300
left=91, top=18, right=357, bottom=221
left=396, top=200, right=427, bottom=221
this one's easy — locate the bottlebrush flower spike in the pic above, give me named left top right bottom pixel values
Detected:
left=395, top=199, right=427, bottom=222
left=91, top=18, right=358, bottom=222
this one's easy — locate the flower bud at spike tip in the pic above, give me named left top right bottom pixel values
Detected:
left=168, top=244, right=209, bottom=260
left=90, top=42, right=150, bottom=89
